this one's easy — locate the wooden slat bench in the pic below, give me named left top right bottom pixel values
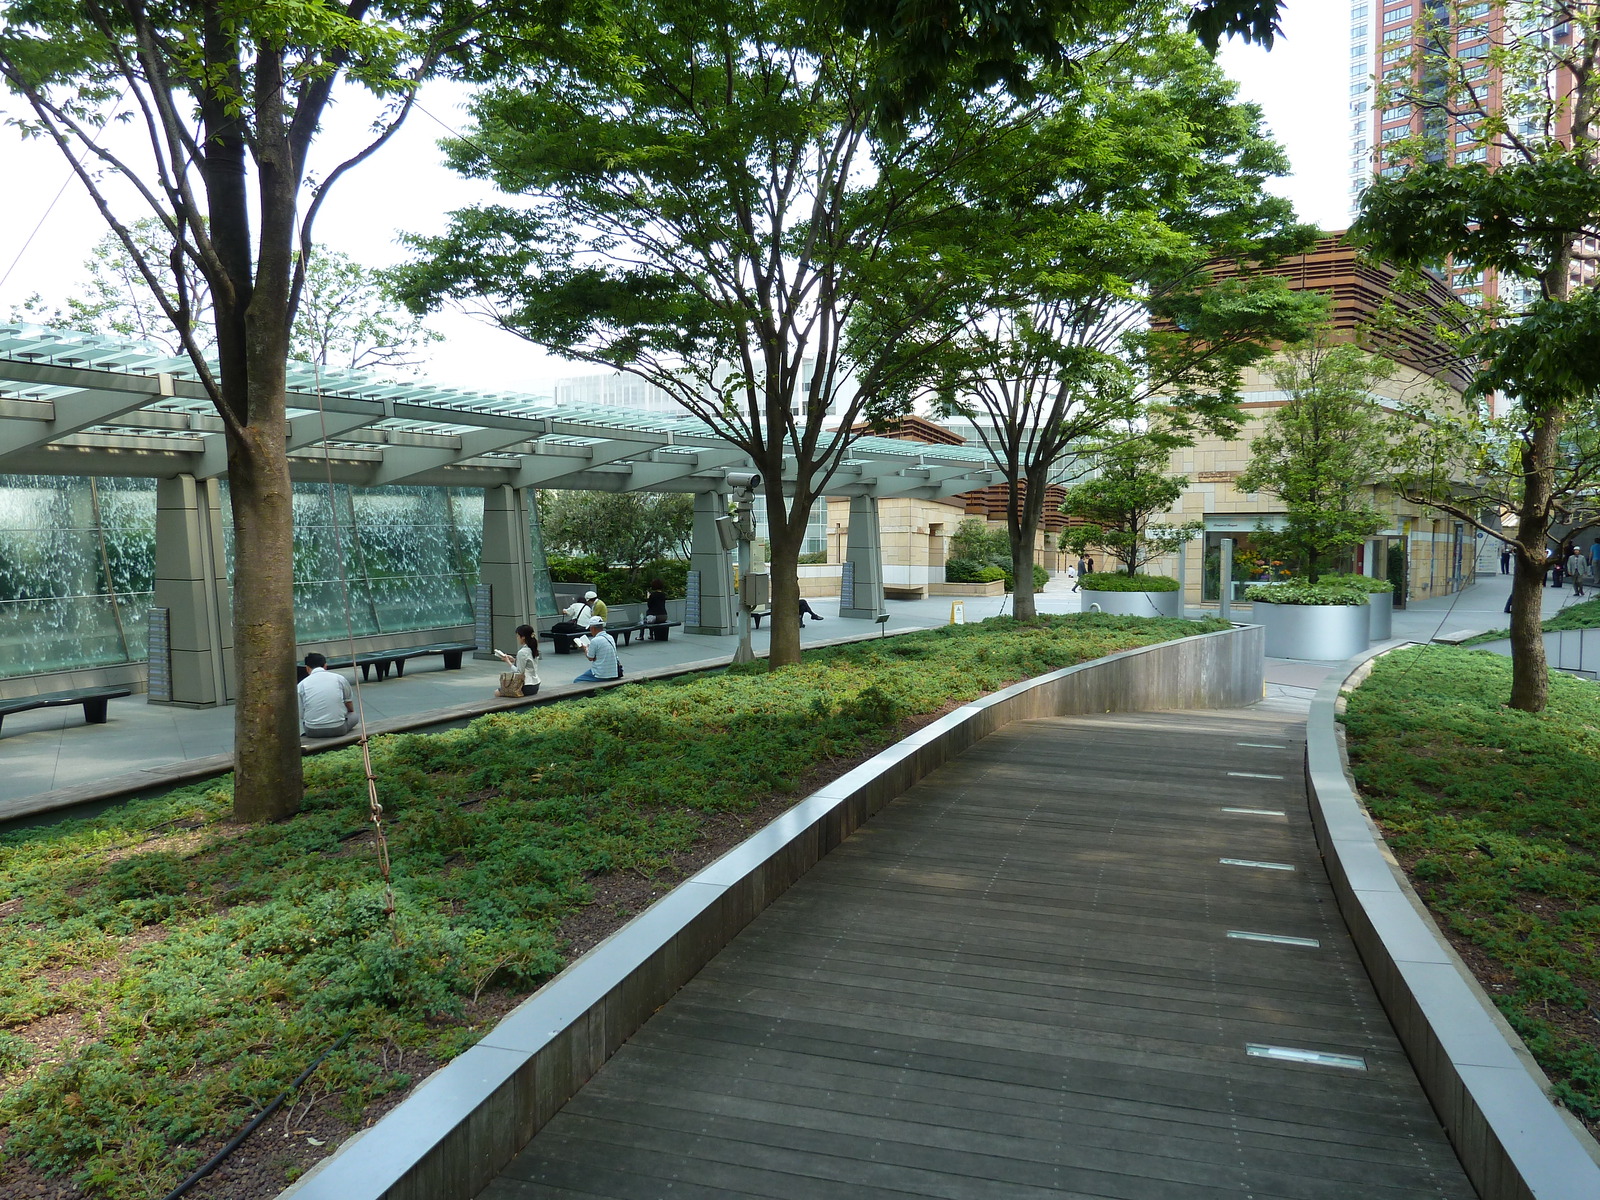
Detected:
left=0, top=686, right=133, bottom=734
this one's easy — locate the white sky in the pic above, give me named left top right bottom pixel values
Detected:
left=0, top=1, right=1349, bottom=398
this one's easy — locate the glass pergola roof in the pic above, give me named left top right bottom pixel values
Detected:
left=0, top=324, right=1001, bottom=498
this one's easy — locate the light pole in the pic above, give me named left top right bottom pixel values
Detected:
left=726, top=471, right=763, bottom=665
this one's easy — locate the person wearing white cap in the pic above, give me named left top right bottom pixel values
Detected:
left=573, top=615, right=621, bottom=683
left=585, top=589, right=608, bottom=620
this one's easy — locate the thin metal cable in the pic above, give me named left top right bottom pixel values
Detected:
left=309, top=357, right=396, bottom=925
left=1, top=87, right=132, bottom=294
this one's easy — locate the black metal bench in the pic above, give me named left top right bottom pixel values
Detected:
left=609, top=620, right=682, bottom=646
left=322, top=640, right=475, bottom=682
left=0, top=685, right=133, bottom=734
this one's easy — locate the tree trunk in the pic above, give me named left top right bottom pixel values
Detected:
left=766, top=508, right=806, bottom=669
left=1008, top=470, right=1048, bottom=622
left=1507, top=414, right=1561, bottom=713
left=227, top=377, right=303, bottom=822
left=1011, top=523, right=1038, bottom=620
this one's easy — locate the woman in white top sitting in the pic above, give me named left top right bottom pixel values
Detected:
left=495, top=624, right=541, bottom=695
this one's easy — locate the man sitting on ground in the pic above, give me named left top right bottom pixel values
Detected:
left=573, top=616, right=621, bottom=683
left=298, top=652, right=356, bottom=738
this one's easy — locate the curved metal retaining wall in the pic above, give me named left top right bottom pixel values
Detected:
left=1306, top=649, right=1600, bottom=1200
left=281, top=623, right=1264, bottom=1200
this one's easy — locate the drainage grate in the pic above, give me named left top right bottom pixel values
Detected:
left=1247, top=1044, right=1366, bottom=1070
left=1227, top=931, right=1320, bottom=948
left=1219, top=858, right=1296, bottom=871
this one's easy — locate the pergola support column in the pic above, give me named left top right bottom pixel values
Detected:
left=479, top=486, right=556, bottom=660
left=839, top=495, right=885, bottom=619
left=150, top=474, right=232, bottom=706
left=688, top=490, right=736, bottom=635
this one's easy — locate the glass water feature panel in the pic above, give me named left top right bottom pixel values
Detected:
left=0, top=475, right=156, bottom=679
left=450, top=489, right=484, bottom=590
left=347, top=485, right=475, bottom=633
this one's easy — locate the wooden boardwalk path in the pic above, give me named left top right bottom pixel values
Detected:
left=481, top=708, right=1475, bottom=1200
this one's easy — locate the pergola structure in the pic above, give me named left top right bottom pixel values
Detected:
left=0, top=325, right=1003, bottom=704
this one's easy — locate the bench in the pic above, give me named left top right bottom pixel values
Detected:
left=0, top=685, right=133, bottom=734
left=882, top=584, right=926, bottom=601
left=321, top=640, right=475, bottom=682
left=609, top=620, right=682, bottom=646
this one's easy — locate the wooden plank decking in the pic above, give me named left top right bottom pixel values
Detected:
left=480, top=708, right=1475, bottom=1200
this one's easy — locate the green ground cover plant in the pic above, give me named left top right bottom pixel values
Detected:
left=0, top=613, right=1219, bottom=1197
left=1078, top=572, right=1180, bottom=592
left=1243, top=580, right=1368, bottom=605
left=1342, top=645, right=1600, bottom=1122
left=1461, top=594, right=1600, bottom=647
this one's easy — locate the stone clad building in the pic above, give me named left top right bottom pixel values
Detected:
left=1151, top=235, right=1475, bottom=610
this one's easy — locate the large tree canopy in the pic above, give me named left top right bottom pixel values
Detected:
left=1350, top=0, right=1600, bottom=712
left=0, top=0, right=475, bottom=819
left=870, top=23, right=1320, bottom=618
left=841, top=0, right=1284, bottom=120
left=395, top=0, right=1147, bottom=664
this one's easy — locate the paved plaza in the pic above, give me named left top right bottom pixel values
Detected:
left=0, top=569, right=1572, bottom=824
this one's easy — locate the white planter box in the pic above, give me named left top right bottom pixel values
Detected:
left=1253, top=600, right=1370, bottom=660
left=1079, top=589, right=1183, bottom=618
left=1368, top=591, right=1393, bottom=640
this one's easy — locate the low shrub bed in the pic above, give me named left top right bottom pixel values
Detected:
left=1462, top=593, right=1600, bottom=646
left=0, top=613, right=1221, bottom=1199
left=1078, top=572, right=1180, bottom=592
left=1244, top=580, right=1368, bottom=605
left=1342, top=645, right=1600, bottom=1127
left=1316, top=572, right=1394, bottom=595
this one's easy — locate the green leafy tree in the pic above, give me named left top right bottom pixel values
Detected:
left=844, top=0, right=1283, bottom=121
left=540, top=490, right=693, bottom=572
left=1351, top=0, right=1600, bottom=712
left=9, top=222, right=442, bottom=374
left=1234, top=340, right=1394, bottom=584
left=1059, top=434, right=1201, bottom=577
left=877, top=23, right=1322, bottom=620
left=0, top=0, right=471, bottom=820
left=391, top=0, right=1100, bottom=668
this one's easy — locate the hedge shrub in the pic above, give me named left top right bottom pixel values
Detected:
left=1079, top=572, right=1180, bottom=593
left=1244, top=581, right=1368, bottom=606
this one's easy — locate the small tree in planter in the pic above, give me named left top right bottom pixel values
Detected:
left=1237, top=340, right=1393, bottom=583
left=1059, top=436, right=1202, bottom=584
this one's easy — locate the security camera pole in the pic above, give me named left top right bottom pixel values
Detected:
left=726, top=471, right=764, bottom=665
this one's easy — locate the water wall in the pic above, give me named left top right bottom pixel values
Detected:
left=0, top=475, right=484, bottom=680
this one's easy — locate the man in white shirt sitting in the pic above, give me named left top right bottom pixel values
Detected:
left=298, top=652, right=356, bottom=738
left=572, top=616, right=621, bottom=683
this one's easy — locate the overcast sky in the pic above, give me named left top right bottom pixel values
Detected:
left=0, top=1, right=1348, bottom=397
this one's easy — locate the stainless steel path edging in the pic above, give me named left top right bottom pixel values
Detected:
left=279, top=623, right=1264, bottom=1200
left=1306, top=645, right=1600, bottom=1200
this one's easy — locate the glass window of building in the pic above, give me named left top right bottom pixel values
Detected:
left=1382, top=104, right=1412, bottom=120
left=1383, top=4, right=1413, bottom=21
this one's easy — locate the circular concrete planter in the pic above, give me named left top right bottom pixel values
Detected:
left=1367, top=590, right=1393, bottom=640
left=1080, top=588, right=1183, bottom=618
left=1253, top=599, right=1370, bottom=660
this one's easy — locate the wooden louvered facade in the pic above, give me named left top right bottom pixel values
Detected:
left=1205, top=234, right=1471, bottom=393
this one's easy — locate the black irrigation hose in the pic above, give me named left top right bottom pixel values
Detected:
left=160, top=1032, right=352, bottom=1200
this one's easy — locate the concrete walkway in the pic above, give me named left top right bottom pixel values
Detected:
left=480, top=701, right=1475, bottom=1200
